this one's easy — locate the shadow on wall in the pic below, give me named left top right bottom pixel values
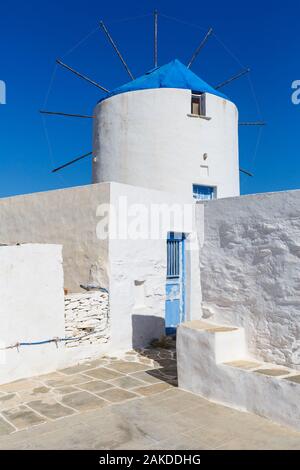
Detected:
left=131, top=314, right=165, bottom=350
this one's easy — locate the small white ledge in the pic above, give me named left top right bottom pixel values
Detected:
left=187, top=114, right=212, bottom=121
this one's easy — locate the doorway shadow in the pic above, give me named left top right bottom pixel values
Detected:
left=131, top=314, right=178, bottom=387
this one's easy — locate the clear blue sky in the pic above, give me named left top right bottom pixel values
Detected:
left=0, top=0, right=299, bottom=198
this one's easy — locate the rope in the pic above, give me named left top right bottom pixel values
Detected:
left=160, top=13, right=207, bottom=31
left=106, top=13, right=152, bottom=25
left=61, top=26, right=101, bottom=59
left=212, top=32, right=246, bottom=68
left=61, top=14, right=152, bottom=59
left=0, top=334, right=90, bottom=352
left=212, top=32, right=264, bottom=178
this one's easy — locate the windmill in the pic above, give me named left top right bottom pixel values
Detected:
left=40, top=11, right=265, bottom=182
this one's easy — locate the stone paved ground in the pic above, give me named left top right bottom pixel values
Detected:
left=0, top=342, right=299, bottom=450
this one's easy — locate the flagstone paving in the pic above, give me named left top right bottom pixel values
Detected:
left=0, top=343, right=299, bottom=450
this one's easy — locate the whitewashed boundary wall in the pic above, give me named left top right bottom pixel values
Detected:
left=0, top=244, right=111, bottom=385
left=0, top=244, right=65, bottom=384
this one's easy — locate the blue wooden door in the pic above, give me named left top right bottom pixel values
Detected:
left=165, top=233, right=185, bottom=335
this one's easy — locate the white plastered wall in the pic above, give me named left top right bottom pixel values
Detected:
left=0, top=244, right=66, bottom=383
left=196, top=190, right=300, bottom=370
left=0, top=182, right=203, bottom=369
left=0, top=183, right=110, bottom=293
left=106, top=183, right=202, bottom=353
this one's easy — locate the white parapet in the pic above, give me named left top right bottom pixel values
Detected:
left=0, top=244, right=111, bottom=385
left=177, top=320, right=300, bottom=431
left=0, top=244, right=65, bottom=384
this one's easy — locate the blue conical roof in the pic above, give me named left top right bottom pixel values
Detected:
left=101, top=59, right=226, bottom=101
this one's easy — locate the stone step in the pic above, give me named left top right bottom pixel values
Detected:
left=177, top=320, right=300, bottom=432
left=182, top=320, right=238, bottom=333
left=178, top=319, right=246, bottom=364
left=224, top=359, right=300, bottom=381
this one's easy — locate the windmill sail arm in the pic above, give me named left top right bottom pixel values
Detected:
left=52, top=152, right=93, bottom=173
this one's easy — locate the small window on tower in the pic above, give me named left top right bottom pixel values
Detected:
left=191, top=93, right=206, bottom=116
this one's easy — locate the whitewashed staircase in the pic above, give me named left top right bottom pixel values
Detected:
left=177, top=320, right=300, bottom=431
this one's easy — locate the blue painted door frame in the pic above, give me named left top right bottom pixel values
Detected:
left=165, top=232, right=186, bottom=335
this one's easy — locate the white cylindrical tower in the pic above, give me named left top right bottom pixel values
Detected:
left=92, top=60, right=239, bottom=199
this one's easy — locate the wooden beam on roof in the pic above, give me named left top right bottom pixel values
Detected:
left=154, top=10, right=158, bottom=68
left=215, top=68, right=250, bottom=90
left=52, top=152, right=93, bottom=173
left=56, top=59, right=109, bottom=93
left=100, top=21, right=134, bottom=80
left=187, top=28, right=213, bottom=69
left=239, top=167, right=253, bottom=177
left=239, top=121, right=266, bottom=126
left=40, top=110, right=95, bottom=119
